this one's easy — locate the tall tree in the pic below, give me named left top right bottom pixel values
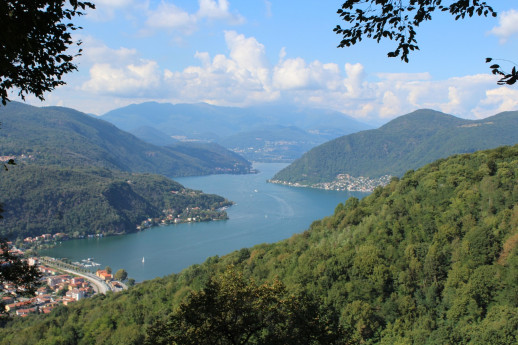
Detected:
left=0, top=0, right=95, bottom=105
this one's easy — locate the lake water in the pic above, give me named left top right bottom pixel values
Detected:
left=40, top=163, right=367, bottom=282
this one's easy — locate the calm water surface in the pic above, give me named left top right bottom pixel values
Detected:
left=41, top=163, right=367, bottom=281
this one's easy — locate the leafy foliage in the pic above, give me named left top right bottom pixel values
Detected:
left=334, top=0, right=496, bottom=62
left=114, top=269, right=127, bottom=282
left=1, top=145, right=517, bottom=344
left=0, top=240, right=41, bottom=297
left=487, top=58, right=518, bottom=85
left=0, top=1, right=95, bottom=104
left=146, top=267, right=342, bottom=345
left=273, top=109, right=518, bottom=184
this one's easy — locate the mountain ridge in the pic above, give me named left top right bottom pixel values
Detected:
left=100, top=101, right=372, bottom=162
left=0, top=102, right=252, bottom=177
left=271, top=109, right=518, bottom=185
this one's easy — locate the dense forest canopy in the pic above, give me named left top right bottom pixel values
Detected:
left=1, top=144, right=516, bottom=344
left=0, top=165, right=232, bottom=240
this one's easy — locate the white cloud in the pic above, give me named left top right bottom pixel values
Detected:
left=343, top=63, right=365, bottom=97
left=143, top=0, right=244, bottom=33
left=273, top=58, right=311, bottom=89
left=79, top=37, right=139, bottom=65
left=94, top=0, right=134, bottom=8
left=273, top=55, right=341, bottom=91
left=197, top=0, right=245, bottom=24
left=474, top=87, right=518, bottom=118
left=379, top=91, right=402, bottom=118
left=82, top=60, right=162, bottom=97
left=225, top=31, right=270, bottom=85
left=489, top=9, right=518, bottom=43
left=73, top=32, right=516, bottom=121
left=146, top=2, right=197, bottom=33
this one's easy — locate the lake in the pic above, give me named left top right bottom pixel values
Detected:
left=40, top=163, right=367, bottom=282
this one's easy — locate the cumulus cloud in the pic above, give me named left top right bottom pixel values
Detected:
left=489, top=9, right=518, bottom=43
left=273, top=58, right=311, bottom=89
left=161, top=31, right=275, bottom=104
left=82, top=60, right=162, bottom=97
left=77, top=32, right=517, bottom=121
left=474, top=87, right=518, bottom=118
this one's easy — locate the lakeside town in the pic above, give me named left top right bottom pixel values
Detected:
left=1, top=242, right=127, bottom=318
left=269, top=174, right=393, bottom=192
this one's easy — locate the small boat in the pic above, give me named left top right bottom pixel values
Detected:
left=142, top=257, right=145, bottom=263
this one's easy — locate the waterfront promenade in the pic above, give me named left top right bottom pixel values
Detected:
left=39, top=257, right=119, bottom=294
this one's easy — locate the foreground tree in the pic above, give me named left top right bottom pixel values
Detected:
left=0, top=0, right=95, bottom=105
left=145, top=267, right=343, bottom=345
left=334, top=0, right=516, bottom=85
left=0, top=240, right=40, bottom=296
left=0, top=239, right=41, bottom=321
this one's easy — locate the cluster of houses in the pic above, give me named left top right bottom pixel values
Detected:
left=2, top=259, right=95, bottom=317
left=313, top=174, right=393, bottom=192
left=270, top=174, right=394, bottom=192
left=23, top=233, right=67, bottom=244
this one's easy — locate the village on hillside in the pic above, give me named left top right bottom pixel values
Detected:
left=1, top=242, right=126, bottom=318
left=270, top=174, right=393, bottom=192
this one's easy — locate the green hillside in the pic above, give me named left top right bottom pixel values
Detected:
left=2, top=145, right=517, bottom=344
left=272, top=109, right=518, bottom=184
left=0, top=102, right=252, bottom=177
left=0, top=165, right=232, bottom=241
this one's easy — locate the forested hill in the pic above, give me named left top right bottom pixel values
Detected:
left=2, top=145, right=517, bottom=344
left=0, top=165, right=232, bottom=240
left=0, top=102, right=252, bottom=177
left=272, top=109, right=518, bottom=184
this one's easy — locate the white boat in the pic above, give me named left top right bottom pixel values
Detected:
left=142, top=257, right=145, bottom=263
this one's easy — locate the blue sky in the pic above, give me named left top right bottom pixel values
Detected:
left=24, top=1, right=518, bottom=124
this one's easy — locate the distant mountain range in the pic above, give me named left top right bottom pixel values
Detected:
left=101, top=102, right=371, bottom=162
left=272, top=109, right=518, bottom=185
left=0, top=102, right=252, bottom=177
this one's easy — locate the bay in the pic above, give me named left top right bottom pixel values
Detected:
left=40, top=163, right=367, bottom=282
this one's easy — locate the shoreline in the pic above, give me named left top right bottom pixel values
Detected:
left=268, top=174, right=393, bottom=193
